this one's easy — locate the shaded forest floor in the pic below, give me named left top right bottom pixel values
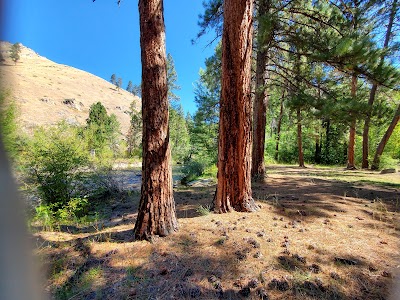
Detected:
left=31, top=165, right=400, bottom=299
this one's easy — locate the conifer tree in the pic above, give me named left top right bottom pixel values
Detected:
left=371, top=103, right=400, bottom=170
left=10, top=43, right=21, bottom=65
left=362, top=0, right=398, bottom=168
left=166, top=53, right=181, bottom=103
left=134, top=0, right=177, bottom=240
left=252, top=0, right=275, bottom=180
left=215, top=0, right=258, bottom=213
left=126, top=80, right=133, bottom=93
left=110, top=74, right=117, bottom=85
left=116, top=77, right=122, bottom=90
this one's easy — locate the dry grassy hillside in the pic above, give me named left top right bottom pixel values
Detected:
left=0, top=41, right=140, bottom=135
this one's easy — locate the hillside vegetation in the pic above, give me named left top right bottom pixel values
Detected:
left=0, top=41, right=140, bottom=135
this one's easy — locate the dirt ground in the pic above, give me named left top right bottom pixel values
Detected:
left=32, top=165, right=400, bottom=300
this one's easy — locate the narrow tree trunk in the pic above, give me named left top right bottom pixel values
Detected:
left=315, top=134, right=321, bottom=164
left=324, top=119, right=331, bottom=163
left=215, top=0, right=258, bottom=213
left=362, top=0, right=397, bottom=169
left=252, top=53, right=268, bottom=180
left=134, top=0, right=177, bottom=240
left=347, top=75, right=357, bottom=169
left=371, top=104, right=400, bottom=170
left=274, top=89, right=285, bottom=161
left=362, top=85, right=377, bottom=168
left=252, top=0, right=271, bottom=181
left=297, top=107, right=305, bottom=167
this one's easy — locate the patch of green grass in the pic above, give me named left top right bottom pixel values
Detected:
left=196, top=204, right=212, bottom=216
left=80, top=266, right=103, bottom=289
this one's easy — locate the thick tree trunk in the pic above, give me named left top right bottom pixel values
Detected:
left=274, top=91, right=285, bottom=161
left=362, top=0, right=397, bottom=169
left=347, top=75, right=357, bottom=169
left=297, top=107, right=305, bottom=168
left=252, top=52, right=268, bottom=180
left=134, top=0, right=177, bottom=240
left=371, top=104, right=400, bottom=170
left=215, top=0, right=258, bottom=213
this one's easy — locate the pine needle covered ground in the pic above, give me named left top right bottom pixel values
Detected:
left=32, top=165, right=400, bottom=299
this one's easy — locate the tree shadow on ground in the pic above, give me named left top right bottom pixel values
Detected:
left=272, top=249, right=395, bottom=300
left=33, top=168, right=400, bottom=299
left=253, top=176, right=400, bottom=223
left=37, top=227, right=399, bottom=300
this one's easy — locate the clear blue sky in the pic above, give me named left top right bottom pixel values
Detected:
left=2, top=0, right=219, bottom=115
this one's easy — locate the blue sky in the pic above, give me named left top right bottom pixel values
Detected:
left=2, top=0, right=219, bottom=114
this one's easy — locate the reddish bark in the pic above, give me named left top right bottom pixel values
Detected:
left=252, top=53, right=268, bottom=180
left=362, top=0, right=397, bottom=169
left=347, top=75, right=357, bottom=169
left=134, top=0, right=177, bottom=240
left=215, top=0, right=258, bottom=213
left=274, top=91, right=285, bottom=161
left=297, top=107, right=305, bottom=168
left=371, top=104, right=400, bottom=170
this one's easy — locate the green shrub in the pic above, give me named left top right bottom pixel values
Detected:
left=196, top=204, right=212, bottom=216
left=34, top=197, right=90, bottom=229
left=377, top=154, right=399, bottom=170
left=0, top=92, right=20, bottom=160
left=56, top=197, right=89, bottom=221
left=34, top=204, right=55, bottom=230
left=22, top=122, right=88, bottom=208
left=181, top=159, right=208, bottom=184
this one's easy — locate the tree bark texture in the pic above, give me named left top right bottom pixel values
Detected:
left=297, top=107, right=305, bottom=167
left=362, top=0, right=397, bottom=169
left=252, top=0, right=271, bottom=181
left=252, top=51, right=268, bottom=180
left=134, top=0, right=177, bottom=240
left=274, top=90, right=285, bottom=161
left=371, top=104, right=400, bottom=170
left=347, top=75, right=357, bottom=169
left=216, top=0, right=258, bottom=213
left=362, top=84, right=377, bottom=168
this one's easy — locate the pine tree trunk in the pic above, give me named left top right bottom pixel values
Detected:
left=371, top=104, right=400, bottom=170
left=274, top=91, right=284, bottom=161
left=252, top=0, right=271, bottom=181
left=134, top=0, right=177, bottom=240
left=324, top=119, right=331, bottom=163
left=347, top=75, right=357, bottom=169
left=362, top=85, right=377, bottom=168
left=252, top=52, right=268, bottom=180
left=315, top=134, right=321, bottom=164
left=215, top=0, right=258, bottom=213
left=297, top=107, right=305, bottom=168
left=362, top=0, right=397, bottom=169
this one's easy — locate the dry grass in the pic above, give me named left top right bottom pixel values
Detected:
left=0, top=41, right=140, bottom=135
left=33, top=166, right=400, bottom=299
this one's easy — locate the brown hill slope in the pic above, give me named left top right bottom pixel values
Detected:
left=0, top=41, right=140, bottom=135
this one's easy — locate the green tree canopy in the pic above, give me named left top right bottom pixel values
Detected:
left=10, top=42, right=21, bottom=65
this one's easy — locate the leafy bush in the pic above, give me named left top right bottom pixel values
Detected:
left=170, top=106, right=192, bottom=163
left=376, top=154, right=399, bottom=170
left=181, top=157, right=212, bottom=184
left=22, top=122, right=88, bottom=208
left=57, top=197, right=89, bottom=221
left=34, top=204, right=55, bottom=230
left=85, top=102, right=120, bottom=156
left=34, top=197, right=90, bottom=229
left=0, top=92, right=20, bottom=160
